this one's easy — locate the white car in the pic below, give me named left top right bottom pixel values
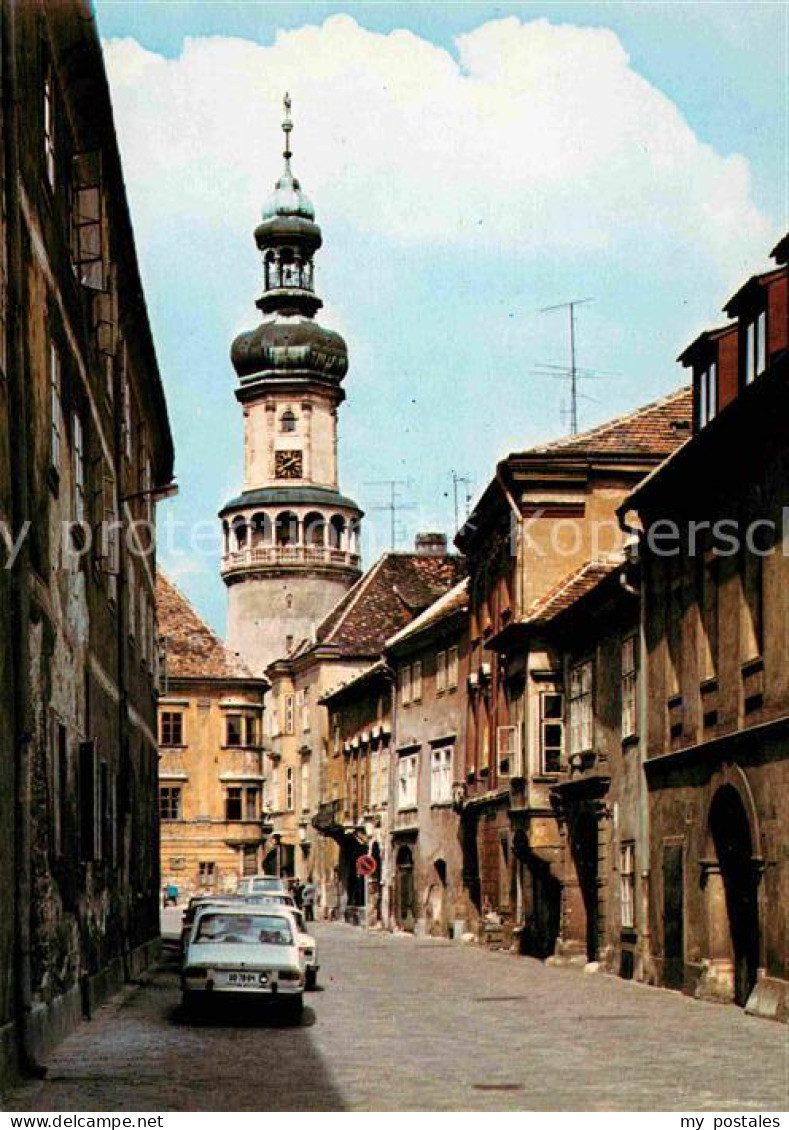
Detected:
left=235, top=875, right=287, bottom=896
left=243, top=894, right=319, bottom=989
left=181, top=906, right=305, bottom=1021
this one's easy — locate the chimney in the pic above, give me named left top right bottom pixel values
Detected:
left=415, top=532, right=447, bottom=557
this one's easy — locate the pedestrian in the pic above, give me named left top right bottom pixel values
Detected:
left=302, top=880, right=316, bottom=922
left=292, top=877, right=304, bottom=909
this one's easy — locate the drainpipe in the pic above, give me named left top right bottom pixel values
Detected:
left=4, top=0, right=46, bottom=1078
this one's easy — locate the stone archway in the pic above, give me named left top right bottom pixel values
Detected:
left=706, top=783, right=762, bottom=1006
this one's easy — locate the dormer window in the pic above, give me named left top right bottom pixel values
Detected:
left=281, top=409, right=296, bottom=433
left=698, top=360, right=717, bottom=427
left=744, top=309, right=767, bottom=385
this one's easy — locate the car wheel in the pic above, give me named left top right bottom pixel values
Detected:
left=181, top=989, right=198, bottom=1019
left=305, top=969, right=317, bottom=991
left=283, top=994, right=304, bottom=1024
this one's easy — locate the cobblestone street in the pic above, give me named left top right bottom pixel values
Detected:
left=5, top=920, right=788, bottom=1113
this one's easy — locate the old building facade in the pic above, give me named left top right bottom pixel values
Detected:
left=267, top=542, right=465, bottom=907
left=384, top=579, right=470, bottom=937
left=220, top=97, right=362, bottom=677
left=0, top=0, right=174, bottom=1085
left=156, top=576, right=268, bottom=896
left=455, top=390, right=692, bottom=956
left=522, top=561, right=646, bottom=978
left=318, top=663, right=393, bottom=925
left=624, top=234, right=789, bottom=1021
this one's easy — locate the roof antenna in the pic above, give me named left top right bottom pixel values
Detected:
left=538, top=298, right=596, bottom=435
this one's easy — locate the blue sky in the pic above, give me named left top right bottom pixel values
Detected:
left=94, top=1, right=787, bottom=634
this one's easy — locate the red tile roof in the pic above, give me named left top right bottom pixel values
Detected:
left=312, top=553, right=466, bottom=659
left=385, top=577, right=469, bottom=650
left=526, top=386, right=692, bottom=458
left=156, top=573, right=255, bottom=681
left=524, top=559, right=622, bottom=625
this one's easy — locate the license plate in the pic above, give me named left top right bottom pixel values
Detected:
left=227, top=971, right=268, bottom=986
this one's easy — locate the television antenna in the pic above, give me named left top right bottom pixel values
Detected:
left=537, top=297, right=599, bottom=435
left=365, top=479, right=415, bottom=550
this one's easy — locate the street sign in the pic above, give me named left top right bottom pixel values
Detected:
left=356, top=853, right=377, bottom=878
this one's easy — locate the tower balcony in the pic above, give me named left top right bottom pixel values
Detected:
left=221, top=543, right=361, bottom=580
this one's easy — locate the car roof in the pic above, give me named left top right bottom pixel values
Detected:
left=192, top=904, right=295, bottom=921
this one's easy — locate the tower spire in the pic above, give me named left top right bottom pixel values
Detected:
left=282, top=92, right=293, bottom=168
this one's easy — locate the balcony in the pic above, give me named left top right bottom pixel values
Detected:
left=221, top=545, right=361, bottom=579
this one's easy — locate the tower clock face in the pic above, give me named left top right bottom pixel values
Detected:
left=275, top=449, right=303, bottom=479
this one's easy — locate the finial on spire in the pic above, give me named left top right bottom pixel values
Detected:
left=282, top=92, right=293, bottom=165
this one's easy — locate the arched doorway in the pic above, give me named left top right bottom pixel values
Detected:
left=395, top=844, right=415, bottom=931
left=425, top=858, right=447, bottom=937
left=709, top=785, right=761, bottom=1006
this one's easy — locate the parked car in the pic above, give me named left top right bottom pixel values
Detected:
left=181, top=906, right=304, bottom=1021
left=242, top=893, right=319, bottom=989
left=180, top=894, right=240, bottom=954
left=235, top=875, right=287, bottom=896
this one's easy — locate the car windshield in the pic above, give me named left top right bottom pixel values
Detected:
left=193, top=913, right=293, bottom=946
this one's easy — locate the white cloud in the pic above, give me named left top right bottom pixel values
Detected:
left=104, top=14, right=769, bottom=278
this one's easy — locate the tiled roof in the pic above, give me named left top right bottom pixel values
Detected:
left=156, top=573, right=255, bottom=681
left=385, top=578, right=469, bottom=650
left=313, top=553, right=466, bottom=658
left=525, top=386, right=692, bottom=458
left=524, top=559, right=622, bottom=625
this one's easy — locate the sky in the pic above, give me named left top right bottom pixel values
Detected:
left=94, top=1, right=788, bottom=635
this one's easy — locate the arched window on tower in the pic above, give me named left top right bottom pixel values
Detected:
left=265, top=250, right=279, bottom=290
left=329, top=515, right=346, bottom=551
left=250, top=512, right=272, bottom=548
left=281, top=409, right=296, bottom=434
left=349, top=519, right=361, bottom=557
left=304, top=512, right=326, bottom=548
left=222, top=520, right=230, bottom=556
left=302, top=260, right=313, bottom=290
left=280, top=247, right=298, bottom=288
left=232, top=517, right=248, bottom=551
left=276, top=511, right=300, bottom=547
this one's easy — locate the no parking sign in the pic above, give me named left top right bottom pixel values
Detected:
left=356, top=853, right=377, bottom=878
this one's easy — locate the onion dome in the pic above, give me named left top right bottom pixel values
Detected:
left=231, top=314, right=348, bottom=382
left=262, top=166, right=315, bottom=223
